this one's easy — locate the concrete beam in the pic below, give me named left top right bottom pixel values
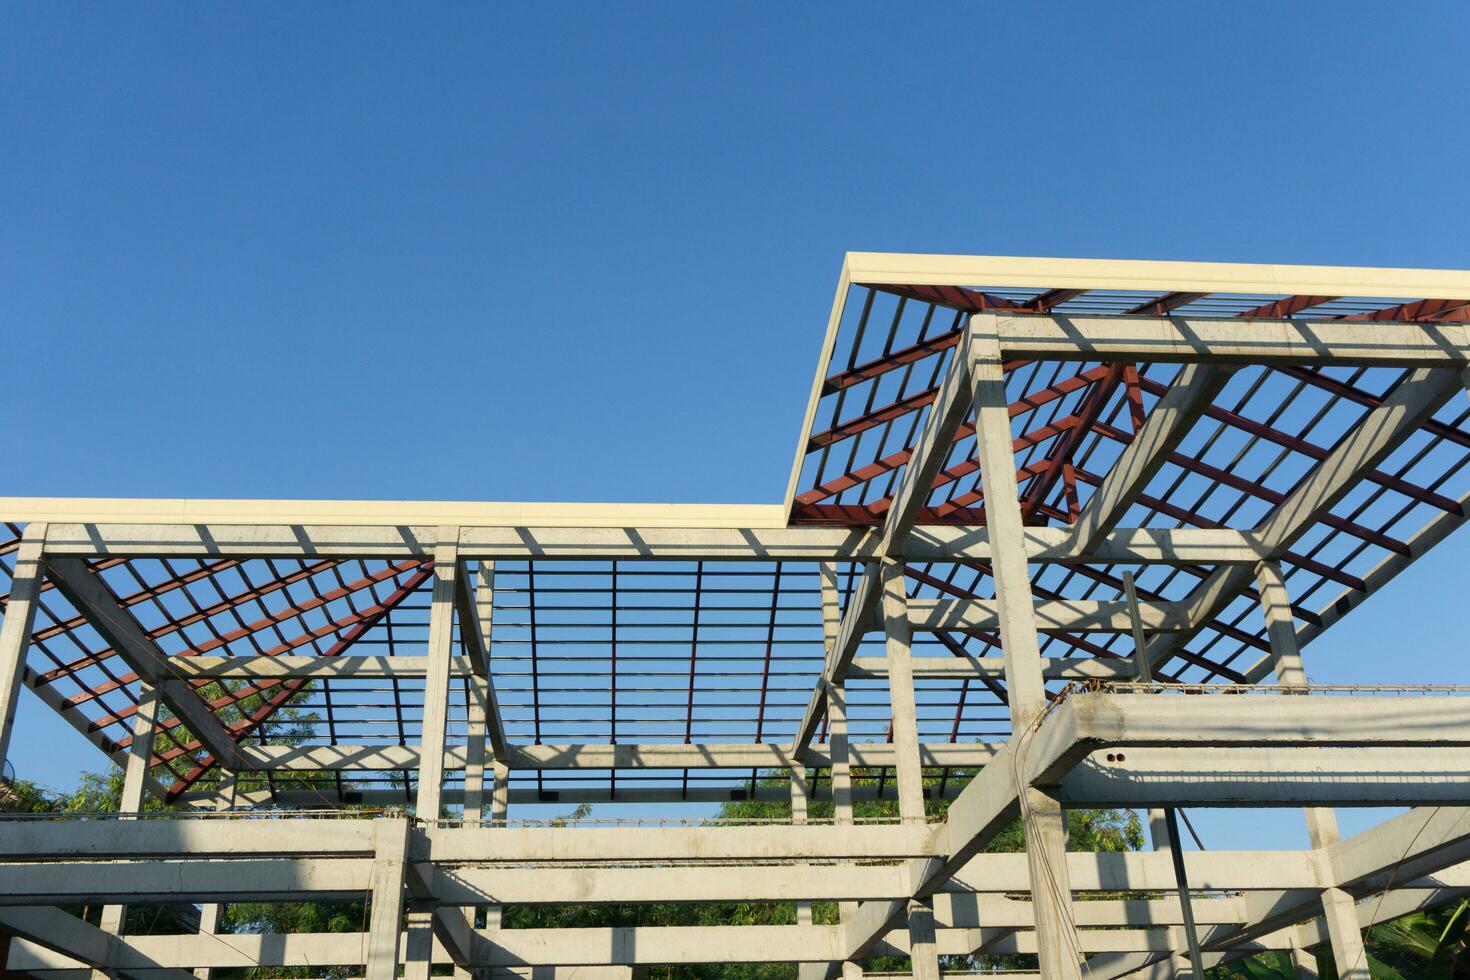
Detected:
left=430, top=864, right=911, bottom=905
left=478, top=926, right=846, bottom=966
left=979, top=313, right=1470, bottom=366
left=31, top=517, right=1287, bottom=565
left=0, top=907, right=194, bottom=980
left=907, top=596, right=1193, bottom=634
left=0, top=858, right=375, bottom=904
left=7, top=849, right=1423, bottom=909
left=234, top=739, right=1001, bottom=772
left=847, top=654, right=1135, bottom=681
left=0, top=816, right=380, bottom=860
left=420, top=823, right=942, bottom=863
left=1057, top=746, right=1470, bottom=807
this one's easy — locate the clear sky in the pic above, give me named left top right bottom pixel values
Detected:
left=3, top=3, right=1469, bottom=850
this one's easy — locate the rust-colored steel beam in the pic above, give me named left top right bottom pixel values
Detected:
left=870, top=283, right=1025, bottom=314
left=1345, top=298, right=1470, bottom=321
left=1125, top=291, right=1209, bottom=316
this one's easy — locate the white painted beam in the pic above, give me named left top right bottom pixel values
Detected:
left=32, top=517, right=1277, bottom=564
left=234, top=739, right=1001, bottom=772
left=982, top=314, right=1470, bottom=366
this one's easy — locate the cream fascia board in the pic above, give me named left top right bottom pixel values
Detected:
left=782, top=256, right=853, bottom=517
left=844, top=252, right=1470, bottom=299
left=0, top=498, right=791, bottom=529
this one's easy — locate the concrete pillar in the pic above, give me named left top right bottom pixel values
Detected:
left=463, top=673, right=488, bottom=825
left=1306, top=807, right=1369, bottom=980
left=969, top=337, right=1081, bottom=980
left=1122, top=570, right=1153, bottom=683
left=821, top=563, right=860, bottom=979
left=194, top=768, right=237, bottom=980
left=821, top=564, right=853, bottom=830
left=91, top=681, right=159, bottom=976
left=118, top=683, right=159, bottom=819
left=1255, top=561, right=1307, bottom=687
left=455, top=566, right=494, bottom=980
left=791, top=764, right=813, bottom=926
left=1256, top=564, right=1367, bottom=980
left=907, top=899, right=939, bottom=980
left=1147, top=809, right=1193, bottom=978
left=481, top=759, right=511, bottom=932
left=490, top=760, right=510, bottom=825
left=463, top=561, right=496, bottom=827
left=0, top=524, right=45, bottom=766
left=365, top=818, right=410, bottom=980
left=1290, top=947, right=1320, bottom=979
left=402, top=899, right=435, bottom=980
left=1148, top=808, right=1171, bottom=849
left=416, top=529, right=460, bottom=822
left=879, top=560, right=925, bottom=824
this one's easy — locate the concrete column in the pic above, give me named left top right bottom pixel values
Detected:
left=1290, top=947, right=1320, bottom=979
left=0, top=524, right=45, bottom=765
left=416, top=529, right=460, bottom=821
left=1147, top=808, right=1171, bottom=849
left=1122, top=570, right=1153, bottom=683
left=194, top=768, right=237, bottom=980
left=821, top=564, right=853, bottom=829
left=879, top=560, right=925, bottom=824
left=365, top=818, right=410, bottom=980
left=821, top=563, right=860, bottom=980
left=463, top=674, right=489, bottom=824
left=455, top=670, right=490, bottom=979
left=791, top=764, right=813, bottom=926
left=907, top=899, right=939, bottom=980
left=1147, top=809, right=1193, bottom=978
left=482, top=759, right=511, bottom=932
left=91, top=682, right=159, bottom=978
left=1255, top=560, right=1307, bottom=687
left=402, top=899, right=435, bottom=980
left=463, top=561, right=496, bottom=826
left=1257, top=565, right=1367, bottom=980
left=1306, top=807, right=1369, bottom=980
left=118, top=683, right=159, bottom=818
left=969, top=337, right=1081, bottom=980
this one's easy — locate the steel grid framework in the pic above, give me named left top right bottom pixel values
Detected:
left=3, top=252, right=1470, bottom=980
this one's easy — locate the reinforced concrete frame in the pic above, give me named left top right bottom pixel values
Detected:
left=3, top=252, right=1470, bottom=979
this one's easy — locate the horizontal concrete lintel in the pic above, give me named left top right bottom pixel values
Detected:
left=982, top=313, right=1470, bottom=366
left=1058, top=746, right=1470, bottom=807
left=232, top=740, right=1000, bottom=772
left=29, top=518, right=1271, bottom=563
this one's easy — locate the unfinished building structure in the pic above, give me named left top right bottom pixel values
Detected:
left=2, top=252, right=1469, bottom=979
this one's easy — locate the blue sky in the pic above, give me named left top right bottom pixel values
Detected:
left=3, top=3, right=1469, bottom=849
